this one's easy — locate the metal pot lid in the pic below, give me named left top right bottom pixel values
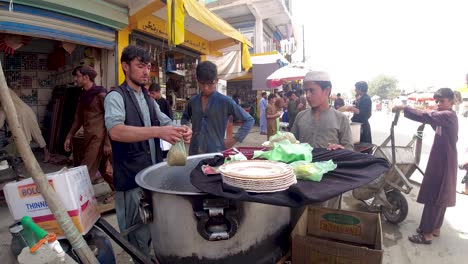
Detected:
left=136, top=153, right=220, bottom=196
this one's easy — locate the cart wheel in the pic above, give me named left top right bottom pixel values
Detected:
left=381, top=190, right=408, bottom=224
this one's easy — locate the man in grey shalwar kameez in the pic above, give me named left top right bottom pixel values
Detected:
left=291, top=71, right=353, bottom=151
left=394, top=88, right=458, bottom=245
left=291, top=71, right=353, bottom=209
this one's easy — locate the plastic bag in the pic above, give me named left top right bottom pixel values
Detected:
left=269, top=131, right=299, bottom=144
left=224, top=152, right=247, bottom=163
left=167, top=140, right=187, bottom=166
left=253, top=142, right=313, bottom=163
left=290, top=160, right=337, bottom=182
left=263, top=131, right=299, bottom=147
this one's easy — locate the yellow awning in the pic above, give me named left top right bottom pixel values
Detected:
left=168, top=0, right=251, bottom=71
left=128, top=0, right=252, bottom=70
left=183, top=0, right=252, bottom=47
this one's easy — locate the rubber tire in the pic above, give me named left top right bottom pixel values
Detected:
left=381, top=190, right=408, bottom=224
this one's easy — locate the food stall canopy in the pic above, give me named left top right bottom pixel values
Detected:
left=265, top=66, right=308, bottom=88
left=407, top=92, right=435, bottom=102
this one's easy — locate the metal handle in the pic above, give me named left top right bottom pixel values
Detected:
left=195, top=198, right=239, bottom=241
left=138, top=191, right=153, bottom=224
left=393, top=109, right=401, bottom=126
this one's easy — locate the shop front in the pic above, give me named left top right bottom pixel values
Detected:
left=0, top=2, right=118, bottom=154
left=119, top=0, right=253, bottom=119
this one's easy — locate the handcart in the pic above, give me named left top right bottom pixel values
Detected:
left=353, top=110, right=426, bottom=224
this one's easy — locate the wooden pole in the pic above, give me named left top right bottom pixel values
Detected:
left=0, top=62, right=98, bottom=264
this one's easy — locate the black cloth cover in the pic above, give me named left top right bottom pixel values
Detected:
left=190, top=148, right=390, bottom=207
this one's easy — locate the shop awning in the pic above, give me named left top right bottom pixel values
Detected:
left=252, top=51, right=290, bottom=90
left=127, top=0, right=252, bottom=71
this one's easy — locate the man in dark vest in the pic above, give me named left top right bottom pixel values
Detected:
left=104, top=45, right=192, bottom=254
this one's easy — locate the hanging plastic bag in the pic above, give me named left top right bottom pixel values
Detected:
left=253, top=141, right=313, bottom=163
left=166, top=140, right=187, bottom=166
left=290, top=160, right=337, bottom=182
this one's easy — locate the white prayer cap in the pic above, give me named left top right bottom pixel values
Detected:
left=303, top=71, right=330, bottom=82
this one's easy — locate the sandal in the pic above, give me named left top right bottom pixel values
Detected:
left=408, top=234, right=432, bottom=245
left=416, top=228, right=439, bottom=237
left=457, top=190, right=468, bottom=195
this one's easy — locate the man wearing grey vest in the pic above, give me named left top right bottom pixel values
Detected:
left=104, top=45, right=192, bottom=254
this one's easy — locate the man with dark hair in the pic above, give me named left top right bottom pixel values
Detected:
left=104, top=45, right=192, bottom=254
left=393, top=88, right=458, bottom=245
left=181, top=61, right=254, bottom=155
left=334, top=93, right=345, bottom=109
left=259, top=92, right=268, bottom=135
left=286, top=90, right=299, bottom=130
left=291, top=71, right=353, bottom=150
left=148, top=83, right=173, bottom=120
left=266, top=93, right=280, bottom=139
left=343, top=81, right=372, bottom=143
left=65, top=65, right=114, bottom=196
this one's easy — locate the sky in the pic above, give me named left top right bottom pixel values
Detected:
left=291, top=0, right=468, bottom=96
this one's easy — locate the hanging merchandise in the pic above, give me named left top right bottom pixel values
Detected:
left=165, top=53, right=176, bottom=72
left=61, top=42, right=76, bottom=54
left=80, top=47, right=96, bottom=67
left=47, top=45, right=67, bottom=71
left=0, top=34, right=30, bottom=55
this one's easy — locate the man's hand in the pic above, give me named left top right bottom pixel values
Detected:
left=157, top=126, right=185, bottom=144
left=337, top=106, right=348, bottom=112
left=460, top=162, right=468, bottom=170
left=64, top=138, right=71, bottom=152
left=327, top=143, right=345, bottom=151
left=224, top=137, right=237, bottom=149
left=181, top=125, right=192, bottom=144
left=103, top=146, right=112, bottom=156
left=392, top=105, right=405, bottom=113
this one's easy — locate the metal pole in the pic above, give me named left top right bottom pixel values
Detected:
left=302, top=24, right=305, bottom=63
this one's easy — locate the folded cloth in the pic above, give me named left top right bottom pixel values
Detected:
left=190, top=148, right=390, bottom=207
left=201, top=165, right=220, bottom=176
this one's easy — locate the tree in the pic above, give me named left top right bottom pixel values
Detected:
left=368, top=74, right=400, bottom=99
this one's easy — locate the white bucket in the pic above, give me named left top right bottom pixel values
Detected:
left=350, top=122, right=362, bottom=144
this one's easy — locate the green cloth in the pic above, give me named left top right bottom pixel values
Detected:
left=253, top=141, right=312, bottom=163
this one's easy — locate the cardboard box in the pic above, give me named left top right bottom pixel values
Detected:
left=292, top=206, right=383, bottom=264
left=4, top=166, right=100, bottom=238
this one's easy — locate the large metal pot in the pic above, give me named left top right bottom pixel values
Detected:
left=136, top=153, right=292, bottom=264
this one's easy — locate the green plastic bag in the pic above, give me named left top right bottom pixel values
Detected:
left=290, top=160, right=337, bottom=182
left=253, top=141, right=313, bottom=163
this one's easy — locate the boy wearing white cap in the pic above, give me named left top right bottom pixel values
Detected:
left=291, top=71, right=353, bottom=150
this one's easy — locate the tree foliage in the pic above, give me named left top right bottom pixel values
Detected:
left=368, top=74, right=400, bottom=99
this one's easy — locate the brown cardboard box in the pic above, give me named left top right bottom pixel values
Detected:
left=292, top=206, right=383, bottom=264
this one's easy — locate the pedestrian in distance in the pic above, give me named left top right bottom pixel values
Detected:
left=259, top=92, right=268, bottom=135
left=266, top=93, right=281, bottom=139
